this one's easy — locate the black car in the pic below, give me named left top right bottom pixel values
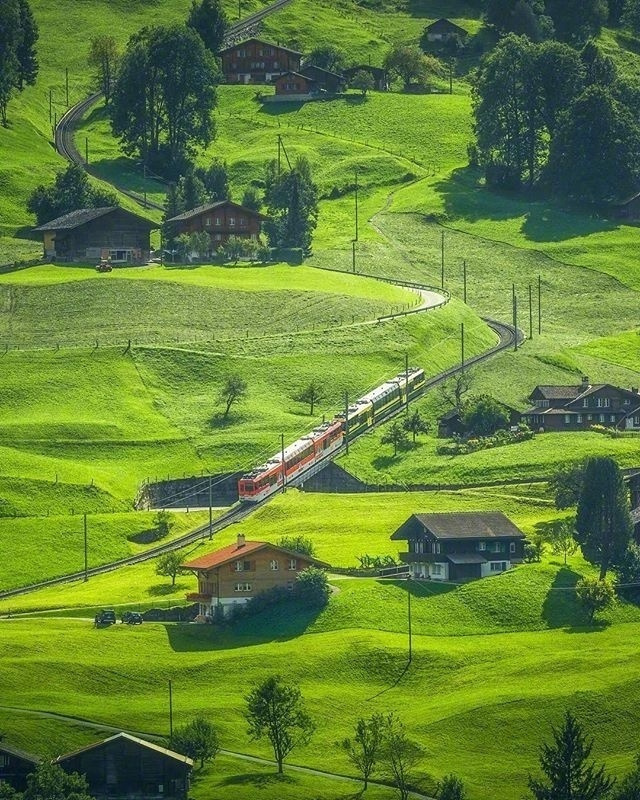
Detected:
left=94, top=609, right=117, bottom=626
left=121, top=611, right=143, bottom=625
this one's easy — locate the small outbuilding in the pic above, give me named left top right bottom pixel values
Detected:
left=55, top=732, right=193, bottom=800
left=273, top=71, right=317, bottom=98
left=438, top=403, right=521, bottom=438
left=343, top=64, right=389, bottom=91
left=299, top=64, right=346, bottom=94
left=424, top=18, right=469, bottom=42
left=34, top=207, right=157, bottom=264
left=0, top=741, right=41, bottom=792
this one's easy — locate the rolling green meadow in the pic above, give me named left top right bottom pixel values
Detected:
left=3, top=0, right=640, bottom=798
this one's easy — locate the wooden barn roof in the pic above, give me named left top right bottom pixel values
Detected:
left=165, top=200, right=268, bottom=223
left=219, top=38, right=302, bottom=56
left=34, top=207, right=157, bottom=232
left=391, top=512, right=526, bottom=541
left=55, top=732, right=193, bottom=766
left=0, top=741, right=41, bottom=765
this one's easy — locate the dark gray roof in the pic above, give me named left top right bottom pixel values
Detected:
left=532, top=385, right=585, bottom=400
left=55, top=732, right=193, bottom=767
left=300, top=64, right=344, bottom=80
left=391, top=512, right=526, bottom=541
left=34, top=207, right=157, bottom=232
left=220, top=38, right=302, bottom=56
left=447, top=553, right=487, bottom=565
left=276, top=70, right=317, bottom=83
left=166, top=200, right=267, bottom=224
left=426, top=17, right=468, bottom=33
left=0, top=741, right=41, bottom=764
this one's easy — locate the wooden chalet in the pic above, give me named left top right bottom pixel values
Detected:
left=55, top=733, right=193, bottom=800
left=273, top=71, right=317, bottom=98
left=521, top=378, right=640, bottom=432
left=343, top=64, right=389, bottom=91
left=34, top=207, right=157, bottom=264
left=299, top=64, right=346, bottom=93
left=0, top=741, right=41, bottom=792
left=424, top=18, right=468, bottom=42
left=391, top=512, right=526, bottom=582
left=182, top=533, right=329, bottom=617
left=165, top=200, right=268, bottom=250
left=220, top=38, right=301, bottom=84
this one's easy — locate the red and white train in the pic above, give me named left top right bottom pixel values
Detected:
left=238, top=367, right=425, bottom=503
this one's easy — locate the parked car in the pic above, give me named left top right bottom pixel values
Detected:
left=94, top=609, right=117, bottom=626
left=121, top=611, right=144, bottom=625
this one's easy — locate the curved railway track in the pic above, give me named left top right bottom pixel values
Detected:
left=0, top=314, right=521, bottom=602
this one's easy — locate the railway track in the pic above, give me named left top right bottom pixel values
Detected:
left=0, top=314, right=521, bottom=603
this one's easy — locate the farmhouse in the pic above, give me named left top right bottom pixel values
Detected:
left=34, top=207, right=157, bottom=264
left=0, top=742, right=40, bottom=792
left=391, top=511, right=526, bottom=581
left=424, top=17, right=469, bottom=42
left=273, top=71, right=317, bottom=99
left=165, top=201, right=268, bottom=250
left=219, top=38, right=302, bottom=84
left=343, top=65, right=389, bottom=91
left=55, top=732, right=193, bottom=800
left=299, top=64, right=346, bottom=94
left=182, top=534, right=329, bottom=617
left=521, top=378, right=640, bottom=432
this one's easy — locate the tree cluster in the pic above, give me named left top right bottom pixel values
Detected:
left=27, top=164, right=117, bottom=225
left=0, top=763, right=93, bottom=800
left=473, top=34, right=640, bottom=201
left=0, top=0, right=38, bottom=125
left=383, top=44, right=443, bottom=91
left=264, top=156, right=319, bottom=255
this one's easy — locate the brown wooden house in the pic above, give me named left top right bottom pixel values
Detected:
left=273, top=71, right=316, bottom=97
left=55, top=733, right=193, bottom=800
left=165, top=200, right=268, bottom=251
left=0, top=742, right=41, bottom=792
left=521, top=378, right=640, bottom=432
left=391, top=511, right=526, bottom=582
left=424, top=18, right=469, bottom=42
left=299, top=64, right=346, bottom=93
left=220, top=38, right=301, bottom=84
left=34, top=207, right=157, bottom=264
left=182, top=533, right=329, bottom=617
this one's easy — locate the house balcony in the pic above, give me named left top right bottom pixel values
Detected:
left=186, top=592, right=213, bottom=602
left=398, top=552, right=437, bottom=564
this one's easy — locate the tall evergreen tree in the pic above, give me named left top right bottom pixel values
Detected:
left=88, top=35, right=120, bottom=105
left=575, top=456, right=633, bottom=578
left=264, top=156, right=318, bottom=254
left=15, top=0, right=38, bottom=90
left=0, top=0, right=20, bottom=125
left=535, top=40, right=585, bottom=135
left=545, top=0, right=608, bottom=43
left=581, top=40, right=617, bottom=87
left=528, top=711, right=614, bottom=800
left=186, top=0, right=228, bottom=54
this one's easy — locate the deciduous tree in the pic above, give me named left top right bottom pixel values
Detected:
left=278, top=535, right=315, bottom=556
left=545, top=0, right=608, bottom=43
left=219, top=374, right=247, bottom=418
left=295, top=380, right=323, bottom=415
left=528, top=711, right=614, bottom=799
left=23, top=763, right=93, bottom=800
left=88, top=35, right=119, bottom=105
left=264, top=157, right=318, bottom=255
left=350, top=69, right=375, bottom=96
left=242, top=186, right=262, bottom=211
left=172, top=716, right=220, bottom=768
left=245, top=675, right=315, bottom=773
left=156, top=551, right=184, bottom=586
left=575, top=456, right=633, bottom=578
left=186, top=0, right=228, bottom=54
left=439, top=371, right=473, bottom=412
left=295, top=567, right=330, bottom=608
left=381, top=421, right=410, bottom=456
left=27, top=163, right=117, bottom=224
left=546, top=518, right=579, bottom=565
left=384, top=44, right=441, bottom=90
left=0, top=0, right=22, bottom=125
left=403, top=410, right=429, bottom=444
left=383, top=713, right=422, bottom=800
left=437, top=774, right=467, bottom=800
left=196, top=158, right=230, bottom=201
left=461, top=394, right=509, bottom=436
left=576, top=576, right=616, bottom=624
left=550, top=463, right=585, bottom=510
left=342, top=713, right=385, bottom=790
left=304, top=44, right=347, bottom=72
left=152, top=509, right=175, bottom=540
left=15, top=0, right=38, bottom=90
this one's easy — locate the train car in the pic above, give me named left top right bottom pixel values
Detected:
left=238, top=419, right=343, bottom=503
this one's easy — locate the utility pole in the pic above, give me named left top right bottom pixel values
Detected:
left=528, top=284, right=533, bottom=340
left=449, top=60, right=453, bottom=94
left=538, top=274, right=542, bottom=335
left=461, top=322, right=465, bottom=371
left=352, top=240, right=356, bottom=273
left=85, top=137, right=89, bottom=165
left=354, top=169, right=359, bottom=242
left=512, top=284, right=518, bottom=352
left=168, top=680, right=173, bottom=745
left=463, top=259, right=467, bottom=304
left=407, top=579, right=412, bottom=663
left=83, top=513, right=88, bottom=582
left=208, top=476, right=213, bottom=540
left=48, top=88, right=52, bottom=123
left=238, top=0, right=241, bottom=18
left=344, top=392, right=350, bottom=455
left=65, top=67, right=69, bottom=107
left=277, top=135, right=281, bottom=174
left=441, top=231, right=445, bottom=288
left=281, top=433, right=286, bottom=493
left=405, top=352, right=410, bottom=411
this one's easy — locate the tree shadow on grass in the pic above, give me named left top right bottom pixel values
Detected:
left=217, top=772, right=295, bottom=788
left=164, top=602, right=324, bottom=652
left=147, top=581, right=190, bottom=597
left=541, top=566, right=595, bottom=629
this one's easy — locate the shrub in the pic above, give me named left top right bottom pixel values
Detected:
left=575, top=576, right=616, bottom=623
left=295, top=567, right=331, bottom=608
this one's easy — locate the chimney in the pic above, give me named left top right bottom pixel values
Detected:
left=581, top=376, right=590, bottom=388
left=237, top=533, right=246, bottom=548
left=632, top=387, right=639, bottom=395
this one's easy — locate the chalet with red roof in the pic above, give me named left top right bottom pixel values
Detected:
left=521, top=377, right=640, bottom=432
left=219, top=38, right=302, bottom=84
left=182, top=534, right=329, bottom=617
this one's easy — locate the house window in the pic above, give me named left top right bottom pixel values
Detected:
left=270, top=559, right=279, bottom=571
left=587, top=414, right=593, bottom=421
left=576, top=414, right=583, bottom=423
left=230, top=217, right=236, bottom=226
left=492, top=542, right=504, bottom=553
left=599, top=414, right=605, bottom=423
left=582, top=399, right=588, bottom=407
left=235, top=560, right=252, bottom=572
left=510, top=542, right=516, bottom=554
left=288, top=558, right=297, bottom=570
left=564, top=414, right=571, bottom=424
left=215, top=217, right=221, bottom=226
left=478, top=541, right=486, bottom=551
left=604, top=398, right=610, bottom=407
left=0, top=755, right=8, bottom=767
left=596, top=398, right=603, bottom=408
left=205, top=217, right=211, bottom=226
left=490, top=562, right=507, bottom=572
left=624, top=398, right=631, bottom=405
left=432, top=564, right=443, bottom=575
left=610, top=415, right=616, bottom=423
left=234, top=583, right=251, bottom=592
left=239, top=217, right=245, bottom=225
left=274, top=60, right=279, bottom=68
left=434, top=542, right=441, bottom=554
